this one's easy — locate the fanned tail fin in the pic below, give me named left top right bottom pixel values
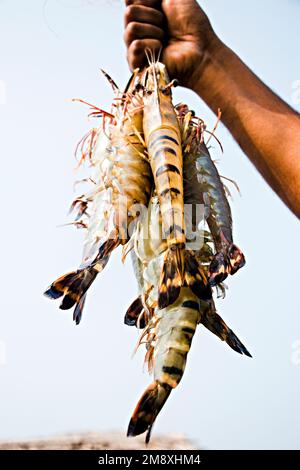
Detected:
left=124, top=297, right=143, bottom=326
left=127, top=381, right=172, bottom=443
left=208, top=252, right=230, bottom=286
left=201, top=304, right=252, bottom=357
left=44, top=256, right=109, bottom=324
left=73, top=293, right=87, bottom=325
left=124, top=296, right=148, bottom=329
left=44, top=234, right=120, bottom=323
left=44, top=268, right=97, bottom=324
left=158, top=246, right=184, bottom=309
left=228, top=244, right=246, bottom=275
left=185, top=250, right=212, bottom=301
left=209, top=243, right=246, bottom=286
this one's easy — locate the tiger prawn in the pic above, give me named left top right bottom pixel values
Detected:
left=177, top=104, right=246, bottom=287
left=140, top=60, right=209, bottom=310
left=44, top=70, right=152, bottom=323
left=125, top=194, right=251, bottom=442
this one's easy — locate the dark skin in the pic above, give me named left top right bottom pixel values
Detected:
left=124, top=0, right=300, bottom=218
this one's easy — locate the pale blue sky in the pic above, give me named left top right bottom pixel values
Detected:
left=0, top=0, right=299, bottom=450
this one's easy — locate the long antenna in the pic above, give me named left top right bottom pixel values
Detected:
left=100, top=69, right=120, bottom=92
left=144, top=48, right=151, bottom=66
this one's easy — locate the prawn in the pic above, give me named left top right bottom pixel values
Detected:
left=44, top=70, right=152, bottom=323
left=177, top=104, right=246, bottom=287
left=141, top=60, right=208, bottom=309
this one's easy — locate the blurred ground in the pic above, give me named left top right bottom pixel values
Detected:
left=0, top=432, right=197, bottom=450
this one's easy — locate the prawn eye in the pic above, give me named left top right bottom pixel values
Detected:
left=161, top=87, right=171, bottom=95
left=135, top=83, right=144, bottom=92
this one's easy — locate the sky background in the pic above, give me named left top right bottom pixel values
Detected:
left=0, top=0, right=300, bottom=450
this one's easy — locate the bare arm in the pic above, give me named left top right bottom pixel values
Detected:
left=193, top=37, right=300, bottom=217
left=124, top=0, right=300, bottom=218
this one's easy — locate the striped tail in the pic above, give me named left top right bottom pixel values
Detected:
left=127, top=381, right=172, bottom=444
left=97, top=236, right=120, bottom=260
left=158, top=248, right=214, bottom=309
left=228, top=243, right=246, bottom=275
left=124, top=296, right=148, bottom=329
left=44, top=256, right=109, bottom=324
left=201, top=304, right=252, bottom=357
left=209, top=243, right=246, bottom=286
left=158, top=246, right=185, bottom=309
left=185, top=250, right=212, bottom=301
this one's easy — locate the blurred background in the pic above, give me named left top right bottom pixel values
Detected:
left=0, top=0, right=299, bottom=450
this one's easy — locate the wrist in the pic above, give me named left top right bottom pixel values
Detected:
left=189, top=33, right=224, bottom=94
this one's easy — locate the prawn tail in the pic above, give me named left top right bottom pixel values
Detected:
left=185, top=250, right=212, bottom=301
left=124, top=296, right=148, bottom=329
left=158, top=246, right=185, bottom=309
left=202, top=307, right=252, bottom=357
left=209, top=243, right=246, bottom=286
left=208, top=252, right=230, bottom=287
left=44, top=258, right=108, bottom=324
left=228, top=243, right=246, bottom=275
left=127, top=381, right=172, bottom=444
left=97, top=235, right=121, bottom=260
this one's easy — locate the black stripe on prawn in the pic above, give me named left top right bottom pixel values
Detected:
left=125, top=194, right=251, bottom=443
left=177, top=104, right=246, bottom=287
left=44, top=69, right=152, bottom=324
left=140, top=56, right=209, bottom=310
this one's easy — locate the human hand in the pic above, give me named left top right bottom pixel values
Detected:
left=124, top=0, right=217, bottom=90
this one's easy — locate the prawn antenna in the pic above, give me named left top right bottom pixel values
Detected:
left=72, top=98, right=114, bottom=119
left=100, top=69, right=120, bottom=93
left=144, top=48, right=151, bottom=66
left=156, top=46, right=162, bottom=63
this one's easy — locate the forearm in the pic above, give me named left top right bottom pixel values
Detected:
left=192, top=36, right=300, bottom=218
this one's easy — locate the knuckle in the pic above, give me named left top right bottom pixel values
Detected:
left=130, top=39, right=144, bottom=56
left=127, top=21, right=140, bottom=38
left=127, top=46, right=143, bottom=71
left=124, top=22, right=140, bottom=45
left=124, top=5, right=138, bottom=24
